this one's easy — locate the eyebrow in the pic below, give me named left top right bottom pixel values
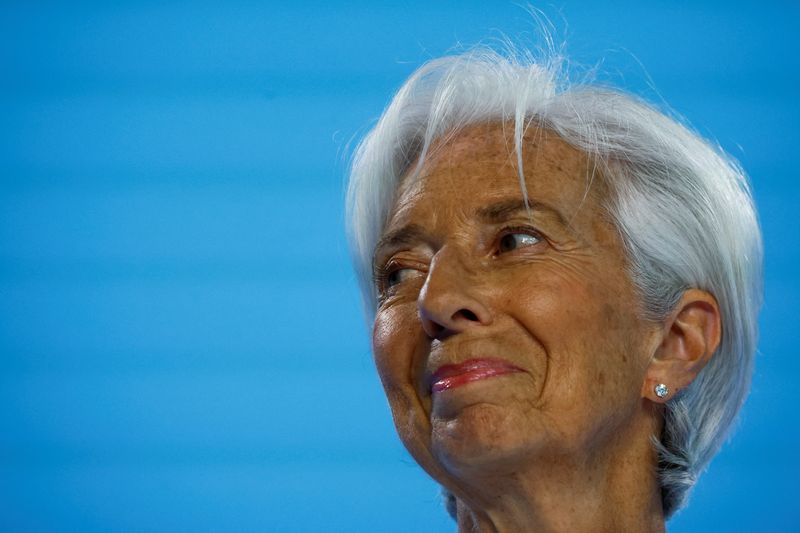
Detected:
left=476, top=198, right=569, bottom=228
left=373, top=223, right=428, bottom=266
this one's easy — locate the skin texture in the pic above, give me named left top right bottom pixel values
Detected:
left=371, top=124, right=721, bottom=532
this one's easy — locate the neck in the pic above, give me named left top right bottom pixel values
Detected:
left=450, top=415, right=665, bottom=533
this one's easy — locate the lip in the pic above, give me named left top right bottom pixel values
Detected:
left=429, top=358, right=525, bottom=393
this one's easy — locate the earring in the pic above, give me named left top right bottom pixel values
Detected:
left=654, top=383, right=669, bottom=399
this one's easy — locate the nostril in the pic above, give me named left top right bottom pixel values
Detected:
left=457, top=309, right=479, bottom=322
left=420, top=306, right=484, bottom=340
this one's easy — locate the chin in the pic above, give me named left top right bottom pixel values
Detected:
left=428, top=402, right=538, bottom=478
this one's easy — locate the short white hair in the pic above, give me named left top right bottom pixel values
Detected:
left=345, top=46, right=763, bottom=518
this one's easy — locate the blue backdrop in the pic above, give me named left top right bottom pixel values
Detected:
left=1, top=2, right=797, bottom=531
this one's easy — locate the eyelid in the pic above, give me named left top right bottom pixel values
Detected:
left=498, top=224, right=545, bottom=240
left=500, top=224, right=542, bottom=235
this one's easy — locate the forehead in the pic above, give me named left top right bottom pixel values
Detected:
left=389, top=123, right=601, bottom=228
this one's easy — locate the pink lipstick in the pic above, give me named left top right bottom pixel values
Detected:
left=430, top=358, right=524, bottom=393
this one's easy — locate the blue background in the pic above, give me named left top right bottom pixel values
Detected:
left=1, top=2, right=797, bottom=531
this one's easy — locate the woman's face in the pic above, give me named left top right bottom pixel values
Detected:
left=371, top=124, right=661, bottom=486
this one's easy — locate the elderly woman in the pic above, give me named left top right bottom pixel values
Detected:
left=346, top=47, right=762, bottom=532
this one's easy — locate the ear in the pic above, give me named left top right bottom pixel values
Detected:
left=641, top=289, right=722, bottom=403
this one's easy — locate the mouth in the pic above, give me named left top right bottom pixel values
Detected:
left=429, top=358, right=525, bottom=393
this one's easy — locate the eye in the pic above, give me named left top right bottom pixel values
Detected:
left=386, top=267, right=419, bottom=288
left=498, top=231, right=541, bottom=253
left=373, top=260, right=425, bottom=296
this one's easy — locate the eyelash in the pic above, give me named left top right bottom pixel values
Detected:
left=372, top=260, right=418, bottom=297
left=372, top=263, right=392, bottom=289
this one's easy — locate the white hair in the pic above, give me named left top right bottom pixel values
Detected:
left=345, top=46, right=763, bottom=518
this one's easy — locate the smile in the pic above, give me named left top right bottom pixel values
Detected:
left=429, top=358, right=525, bottom=393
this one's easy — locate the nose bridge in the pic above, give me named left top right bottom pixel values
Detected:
left=418, top=244, right=490, bottom=336
left=422, top=244, right=474, bottom=296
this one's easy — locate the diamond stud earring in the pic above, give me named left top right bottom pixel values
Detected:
left=654, top=383, right=669, bottom=398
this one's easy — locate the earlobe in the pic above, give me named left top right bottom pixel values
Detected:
left=641, top=289, right=722, bottom=402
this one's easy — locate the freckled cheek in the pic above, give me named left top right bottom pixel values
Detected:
left=554, top=301, right=643, bottom=407
left=503, top=274, right=625, bottom=396
left=504, top=277, right=590, bottom=343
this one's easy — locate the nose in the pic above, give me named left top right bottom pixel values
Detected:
left=417, top=249, right=492, bottom=340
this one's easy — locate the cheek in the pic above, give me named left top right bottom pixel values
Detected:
left=502, top=266, right=645, bottom=410
left=501, top=265, right=595, bottom=356
left=372, top=303, right=421, bottom=396
left=372, top=304, right=435, bottom=459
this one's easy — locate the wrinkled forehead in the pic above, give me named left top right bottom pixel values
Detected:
left=391, top=122, right=604, bottom=224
